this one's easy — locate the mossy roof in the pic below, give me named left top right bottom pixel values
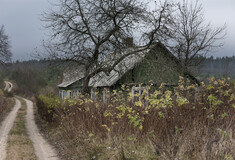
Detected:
left=58, top=42, right=199, bottom=88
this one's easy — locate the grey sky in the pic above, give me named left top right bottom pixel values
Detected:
left=0, top=0, right=234, bottom=61
left=0, top=0, right=49, bottom=61
left=200, top=0, right=235, bottom=57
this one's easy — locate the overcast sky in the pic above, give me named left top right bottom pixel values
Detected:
left=0, top=0, right=235, bottom=61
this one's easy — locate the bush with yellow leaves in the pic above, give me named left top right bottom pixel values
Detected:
left=36, top=77, right=235, bottom=160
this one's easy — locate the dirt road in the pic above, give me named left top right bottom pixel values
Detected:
left=4, top=81, right=13, bottom=92
left=0, top=82, right=59, bottom=160
left=21, top=97, right=59, bottom=160
left=0, top=98, right=21, bottom=160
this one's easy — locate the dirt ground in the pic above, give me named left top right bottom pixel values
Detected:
left=0, top=99, right=21, bottom=160
left=21, top=97, right=59, bottom=160
left=0, top=82, right=59, bottom=160
left=6, top=100, right=37, bottom=160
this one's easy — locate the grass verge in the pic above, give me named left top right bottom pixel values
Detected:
left=0, top=89, right=14, bottom=124
left=5, top=98, right=37, bottom=160
left=34, top=105, right=66, bottom=160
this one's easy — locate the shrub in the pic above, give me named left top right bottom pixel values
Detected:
left=0, top=89, right=14, bottom=122
left=35, top=95, right=61, bottom=123
left=36, top=77, right=235, bottom=159
left=3, top=90, right=14, bottom=97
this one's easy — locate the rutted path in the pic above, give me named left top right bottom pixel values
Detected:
left=4, top=81, right=13, bottom=92
left=20, top=97, right=59, bottom=160
left=5, top=99, right=37, bottom=160
left=0, top=98, right=21, bottom=160
left=0, top=82, right=59, bottom=160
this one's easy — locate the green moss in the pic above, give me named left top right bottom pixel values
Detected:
left=118, top=49, right=181, bottom=85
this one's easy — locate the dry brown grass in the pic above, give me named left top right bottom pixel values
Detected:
left=0, top=89, right=14, bottom=123
left=6, top=99, right=37, bottom=160
left=36, top=78, right=235, bottom=160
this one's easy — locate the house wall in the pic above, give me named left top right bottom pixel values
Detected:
left=59, top=90, right=69, bottom=99
left=117, top=46, right=182, bottom=86
left=59, top=89, right=82, bottom=99
left=66, top=80, right=83, bottom=90
left=59, top=79, right=83, bottom=99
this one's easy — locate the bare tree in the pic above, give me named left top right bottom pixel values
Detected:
left=42, top=0, right=173, bottom=93
left=167, top=0, right=226, bottom=69
left=0, top=25, right=12, bottom=64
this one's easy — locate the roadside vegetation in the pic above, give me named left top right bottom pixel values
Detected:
left=0, top=88, right=14, bottom=124
left=0, top=60, right=62, bottom=97
left=0, top=72, right=3, bottom=88
left=36, top=77, right=235, bottom=159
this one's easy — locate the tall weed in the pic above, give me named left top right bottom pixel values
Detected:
left=36, top=77, right=235, bottom=159
left=0, top=89, right=14, bottom=122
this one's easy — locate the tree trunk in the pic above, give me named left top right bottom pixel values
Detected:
left=82, top=75, right=90, bottom=94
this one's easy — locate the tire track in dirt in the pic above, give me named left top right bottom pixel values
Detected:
left=19, top=97, right=59, bottom=160
left=1, top=81, right=59, bottom=160
left=4, top=82, right=12, bottom=92
left=0, top=98, right=21, bottom=160
left=5, top=98, right=37, bottom=160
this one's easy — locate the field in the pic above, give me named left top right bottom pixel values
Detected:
left=36, top=77, right=235, bottom=160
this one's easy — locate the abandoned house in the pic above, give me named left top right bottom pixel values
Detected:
left=58, top=42, right=199, bottom=99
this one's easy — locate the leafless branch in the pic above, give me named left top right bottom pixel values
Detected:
left=167, top=0, right=226, bottom=68
left=0, top=25, right=12, bottom=64
left=41, top=0, right=174, bottom=93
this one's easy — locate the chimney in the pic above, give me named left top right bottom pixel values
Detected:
left=125, top=37, right=134, bottom=48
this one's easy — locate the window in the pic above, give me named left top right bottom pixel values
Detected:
left=91, top=88, right=96, bottom=101
left=59, top=90, right=66, bottom=99
left=68, top=90, right=72, bottom=98
left=59, top=90, right=63, bottom=99
left=131, top=86, right=148, bottom=102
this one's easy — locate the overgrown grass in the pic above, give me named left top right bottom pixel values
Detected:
left=0, top=61, right=62, bottom=97
left=0, top=89, right=14, bottom=123
left=36, top=77, right=235, bottom=160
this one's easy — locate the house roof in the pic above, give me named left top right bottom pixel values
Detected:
left=58, top=47, right=149, bottom=88
left=57, top=79, right=79, bottom=88
left=58, top=42, right=200, bottom=88
left=88, top=49, right=149, bottom=87
left=155, top=43, right=200, bottom=85
left=58, top=66, right=85, bottom=88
